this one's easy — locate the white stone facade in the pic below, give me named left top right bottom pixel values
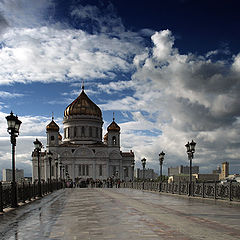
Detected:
left=32, top=88, right=134, bottom=182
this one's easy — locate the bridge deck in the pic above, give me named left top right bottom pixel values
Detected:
left=0, top=188, right=240, bottom=239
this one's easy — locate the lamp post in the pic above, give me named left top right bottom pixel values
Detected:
left=141, top=158, right=147, bottom=181
left=62, top=165, right=65, bottom=180
left=123, top=167, right=127, bottom=181
left=59, top=161, right=62, bottom=180
left=55, top=158, right=58, bottom=180
left=185, top=140, right=196, bottom=196
left=131, top=162, right=135, bottom=181
left=159, top=151, right=165, bottom=192
left=6, top=111, right=22, bottom=208
left=33, top=138, right=43, bottom=198
left=47, top=151, right=53, bottom=192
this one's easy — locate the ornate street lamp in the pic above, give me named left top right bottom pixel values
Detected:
left=33, top=138, right=43, bottom=198
left=47, top=151, right=53, bottom=192
left=59, top=161, right=63, bottom=180
left=62, top=165, right=65, bottom=180
left=131, top=161, right=135, bottom=181
left=141, top=158, right=147, bottom=181
left=185, top=140, right=196, bottom=196
left=6, top=111, right=22, bottom=208
left=55, top=157, right=58, bottom=180
left=159, top=151, right=165, bottom=192
left=123, top=167, right=127, bottom=181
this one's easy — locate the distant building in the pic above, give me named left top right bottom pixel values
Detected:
left=2, top=168, right=24, bottom=182
left=219, top=162, right=229, bottom=180
left=168, top=174, right=191, bottom=183
left=135, top=168, right=158, bottom=180
left=168, top=173, right=219, bottom=183
left=168, top=165, right=199, bottom=176
left=195, top=173, right=219, bottom=182
left=212, top=165, right=221, bottom=174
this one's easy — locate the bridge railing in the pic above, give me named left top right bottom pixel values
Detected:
left=120, top=181, right=240, bottom=202
left=0, top=180, right=65, bottom=212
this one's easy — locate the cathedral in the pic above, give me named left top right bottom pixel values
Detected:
left=32, top=86, right=135, bottom=182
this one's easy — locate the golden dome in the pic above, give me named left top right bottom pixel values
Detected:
left=46, top=119, right=60, bottom=132
left=107, top=120, right=120, bottom=132
left=104, top=133, right=108, bottom=141
left=58, top=133, right=62, bottom=141
left=64, top=89, right=102, bottom=118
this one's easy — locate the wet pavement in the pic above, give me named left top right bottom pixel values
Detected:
left=1, top=188, right=240, bottom=239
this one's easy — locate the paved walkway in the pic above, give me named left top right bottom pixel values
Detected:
left=1, top=188, right=240, bottom=239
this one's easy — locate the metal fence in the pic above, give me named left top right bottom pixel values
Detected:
left=120, top=181, right=240, bottom=202
left=0, top=181, right=64, bottom=212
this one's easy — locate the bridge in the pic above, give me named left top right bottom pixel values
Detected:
left=1, top=186, right=240, bottom=239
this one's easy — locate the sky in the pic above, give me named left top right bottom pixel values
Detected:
left=0, top=0, right=240, bottom=178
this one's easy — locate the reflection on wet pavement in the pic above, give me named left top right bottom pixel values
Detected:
left=1, top=188, right=240, bottom=239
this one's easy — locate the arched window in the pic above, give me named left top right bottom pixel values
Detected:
left=86, top=165, right=89, bottom=176
left=74, top=127, right=77, bottom=137
left=81, top=126, right=85, bottom=137
left=96, top=127, right=99, bottom=138
left=99, top=164, right=103, bottom=176
left=89, top=126, right=92, bottom=137
left=51, top=136, right=54, bottom=141
left=112, top=136, right=117, bottom=145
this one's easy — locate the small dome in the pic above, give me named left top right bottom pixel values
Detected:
left=107, top=121, right=120, bottom=132
left=58, top=133, right=62, bottom=141
left=46, top=119, right=59, bottom=132
left=104, top=133, right=108, bottom=141
left=64, top=89, right=102, bottom=118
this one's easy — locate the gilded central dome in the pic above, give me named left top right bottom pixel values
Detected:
left=64, top=89, right=102, bottom=118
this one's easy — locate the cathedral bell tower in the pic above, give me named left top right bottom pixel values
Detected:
left=46, top=117, right=60, bottom=147
left=106, top=114, right=120, bottom=147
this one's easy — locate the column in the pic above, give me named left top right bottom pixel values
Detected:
left=119, top=159, right=123, bottom=180
left=106, top=159, right=109, bottom=178
left=93, top=160, right=96, bottom=180
left=72, top=161, right=75, bottom=181
left=44, top=158, right=48, bottom=181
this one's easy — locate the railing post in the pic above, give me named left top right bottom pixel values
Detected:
left=28, top=182, right=31, bottom=201
left=202, top=181, right=205, bottom=198
left=22, top=182, right=25, bottom=203
left=192, top=182, right=194, bottom=197
left=214, top=181, right=217, bottom=199
left=229, top=181, right=232, bottom=201
left=178, top=181, right=181, bottom=195
left=0, top=182, right=3, bottom=212
left=33, top=182, right=36, bottom=199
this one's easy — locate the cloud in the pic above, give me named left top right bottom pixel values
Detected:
left=0, top=0, right=54, bottom=28
left=0, top=91, right=24, bottom=98
left=0, top=26, right=144, bottom=85
left=100, top=30, right=240, bottom=174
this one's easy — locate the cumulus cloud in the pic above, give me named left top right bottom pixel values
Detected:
left=100, top=30, right=240, bottom=174
left=0, top=26, right=144, bottom=85
left=0, top=91, right=24, bottom=98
